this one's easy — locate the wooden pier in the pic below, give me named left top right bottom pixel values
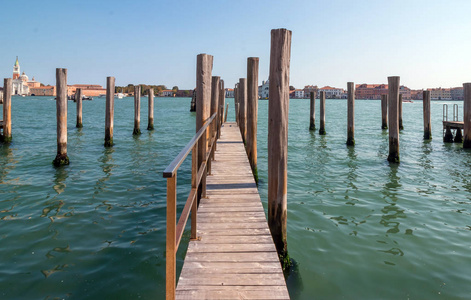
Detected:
left=176, top=122, right=289, bottom=299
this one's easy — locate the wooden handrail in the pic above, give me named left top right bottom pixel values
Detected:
left=163, top=111, right=219, bottom=300
left=163, top=113, right=217, bottom=178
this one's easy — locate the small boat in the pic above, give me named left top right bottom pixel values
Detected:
left=82, top=96, right=93, bottom=100
left=403, top=99, right=413, bottom=103
left=116, top=93, right=124, bottom=99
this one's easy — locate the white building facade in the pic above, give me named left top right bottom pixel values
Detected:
left=12, top=57, right=30, bottom=96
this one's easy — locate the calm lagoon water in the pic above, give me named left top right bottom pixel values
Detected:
left=1, top=96, right=470, bottom=299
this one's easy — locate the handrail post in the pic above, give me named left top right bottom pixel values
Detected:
left=207, top=124, right=212, bottom=176
left=166, top=175, right=177, bottom=300
left=191, top=144, right=198, bottom=240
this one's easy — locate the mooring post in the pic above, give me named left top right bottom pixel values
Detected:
left=196, top=54, right=213, bottom=199
left=147, top=88, right=154, bottom=130
left=190, top=89, right=196, bottom=112
left=423, top=90, right=432, bottom=140
left=239, top=78, right=247, bottom=142
left=210, top=76, right=220, bottom=157
left=387, top=76, right=400, bottom=163
left=463, top=83, right=471, bottom=148
left=234, top=84, right=239, bottom=125
left=247, top=57, right=259, bottom=177
left=381, top=94, right=388, bottom=129
left=399, top=94, right=404, bottom=130
left=268, top=28, right=291, bottom=264
left=347, top=82, right=355, bottom=146
left=1, top=78, right=12, bottom=143
left=104, top=76, right=115, bottom=147
left=319, top=91, right=326, bottom=135
left=225, top=103, right=229, bottom=122
left=133, top=86, right=141, bottom=135
left=218, top=79, right=225, bottom=137
left=309, top=91, right=316, bottom=130
left=53, top=68, right=69, bottom=166
left=76, top=88, right=83, bottom=128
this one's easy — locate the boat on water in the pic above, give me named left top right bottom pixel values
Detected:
left=403, top=99, right=413, bottom=103
left=116, top=93, right=124, bottom=99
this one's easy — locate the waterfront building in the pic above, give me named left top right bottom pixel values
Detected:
left=318, top=86, right=344, bottom=98
left=11, top=57, right=30, bottom=96
left=428, top=87, right=452, bottom=100
left=225, top=88, right=234, bottom=98
left=68, top=84, right=106, bottom=97
left=30, top=86, right=56, bottom=96
left=303, top=85, right=318, bottom=98
left=411, top=89, right=424, bottom=100
left=294, top=89, right=304, bottom=98
left=451, top=87, right=464, bottom=100
left=355, top=84, right=411, bottom=100
left=159, top=90, right=174, bottom=97
left=258, top=79, right=269, bottom=99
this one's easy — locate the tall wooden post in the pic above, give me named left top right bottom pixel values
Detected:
left=1, top=78, right=12, bottom=143
left=399, top=93, right=404, bottom=130
left=247, top=57, right=259, bottom=176
left=53, top=68, right=69, bottom=166
left=423, top=90, right=432, bottom=140
left=387, top=76, right=400, bottom=163
left=133, top=86, right=141, bottom=135
left=190, top=89, right=196, bottom=112
left=309, top=91, right=316, bottom=130
left=346, top=82, right=355, bottom=145
left=463, top=83, right=471, bottom=148
left=104, top=77, right=115, bottom=147
left=218, top=79, right=225, bottom=137
left=196, top=54, right=213, bottom=198
left=268, top=28, right=291, bottom=263
left=319, top=91, right=326, bottom=135
left=381, top=94, right=388, bottom=129
left=234, top=84, right=239, bottom=124
left=210, top=76, right=220, bottom=155
left=239, top=78, right=247, bottom=142
left=76, top=88, right=83, bottom=128
left=147, top=88, right=154, bottom=130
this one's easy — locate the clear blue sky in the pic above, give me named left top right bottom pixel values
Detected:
left=1, top=0, right=470, bottom=90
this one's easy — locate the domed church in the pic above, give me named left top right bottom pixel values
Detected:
left=12, top=57, right=30, bottom=95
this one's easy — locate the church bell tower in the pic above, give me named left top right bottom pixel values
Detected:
left=13, top=56, right=20, bottom=80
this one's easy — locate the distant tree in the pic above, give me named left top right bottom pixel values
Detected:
left=289, top=86, right=295, bottom=91
left=172, top=86, right=179, bottom=92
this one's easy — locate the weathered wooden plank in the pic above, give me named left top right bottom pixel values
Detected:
left=180, top=261, right=282, bottom=273
left=178, top=273, right=286, bottom=286
left=196, top=235, right=274, bottom=244
left=176, top=287, right=289, bottom=300
left=187, top=243, right=276, bottom=253
left=197, top=228, right=271, bottom=236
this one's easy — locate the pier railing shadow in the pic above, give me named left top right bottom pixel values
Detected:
left=162, top=112, right=218, bottom=299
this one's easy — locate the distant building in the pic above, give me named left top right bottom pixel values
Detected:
left=428, top=87, right=451, bottom=100
left=12, top=57, right=30, bottom=96
left=318, top=86, right=344, bottom=98
left=68, top=84, right=106, bottom=97
left=258, top=79, right=269, bottom=99
left=160, top=90, right=174, bottom=97
left=355, top=84, right=411, bottom=100
left=303, top=85, right=318, bottom=98
left=411, top=89, right=424, bottom=100
left=294, top=89, right=304, bottom=98
left=225, top=88, right=234, bottom=98
left=30, top=86, right=56, bottom=96
left=451, top=87, right=464, bottom=100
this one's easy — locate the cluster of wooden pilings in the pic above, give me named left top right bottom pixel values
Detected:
left=0, top=71, right=157, bottom=165
left=308, top=77, right=471, bottom=163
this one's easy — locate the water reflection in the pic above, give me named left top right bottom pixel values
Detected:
left=53, top=166, right=69, bottom=195
left=0, top=144, right=16, bottom=184
left=94, top=148, right=116, bottom=196
left=380, top=164, right=406, bottom=234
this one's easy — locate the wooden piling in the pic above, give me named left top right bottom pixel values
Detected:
left=381, top=94, right=388, bottom=129
left=423, top=90, right=431, bottom=139
left=1, top=78, right=12, bottom=143
left=347, top=82, right=355, bottom=146
left=190, top=89, right=196, bottom=112
left=218, top=79, right=225, bottom=138
left=147, top=88, right=154, bottom=130
left=268, top=28, right=291, bottom=264
left=104, top=76, right=115, bottom=147
left=196, top=54, right=213, bottom=199
left=309, top=91, right=316, bottom=130
left=387, top=76, right=400, bottom=163
left=53, top=68, right=69, bottom=166
left=133, top=86, right=141, bottom=135
left=247, top=57, right=259, bottom=176
left=234, top=84, right=239, bottom=125
left=210, top=76, right=220, bottom=155
left=399, top=94, right=404, bottom=130
left=319, top=91, right=326, bottom=135
left=76, top=88, right=83, bottom=128
left=224, top=103, right=229, bottom=122
left=239, top=78, right=247, bottom=142
left=464, top=83, right=471, bottom=148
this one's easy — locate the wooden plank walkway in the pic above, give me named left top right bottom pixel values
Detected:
left=443, top=120, right=463, bottom=129
left=175, top=122, right=290, bottom=300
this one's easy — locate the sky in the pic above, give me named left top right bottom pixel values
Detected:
left=1, top=0, right=470, bottom=90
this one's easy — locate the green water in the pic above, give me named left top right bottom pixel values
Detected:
left=1, top=96, right=470, bottom=299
